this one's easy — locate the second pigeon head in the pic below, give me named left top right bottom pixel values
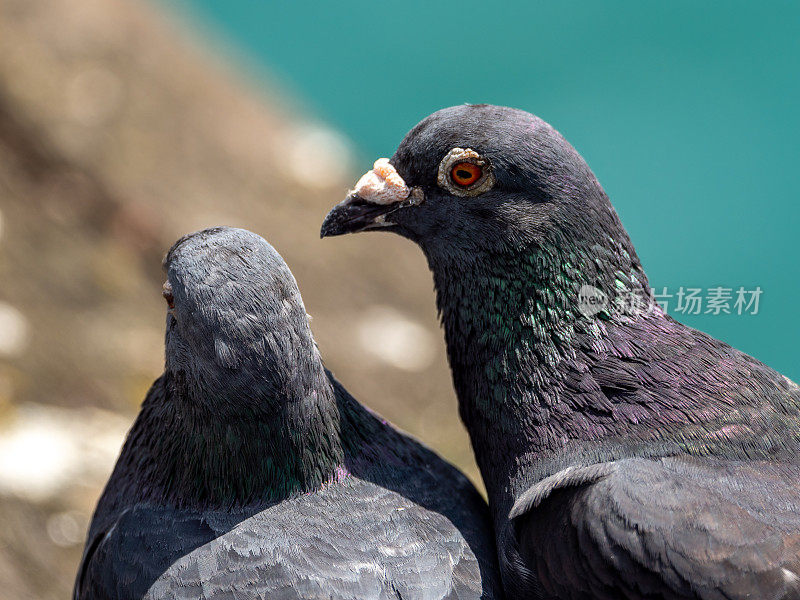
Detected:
left=162, top=226, right=324, bottom=410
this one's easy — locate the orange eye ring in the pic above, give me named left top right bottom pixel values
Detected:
left=450, top=162, right=482, bottom=187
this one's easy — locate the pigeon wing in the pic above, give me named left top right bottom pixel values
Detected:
left=77, top=479, right=492, bottom=600
left=510, top=456, right=800, bottom=600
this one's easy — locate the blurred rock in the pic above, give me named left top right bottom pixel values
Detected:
left=284, top=124, right=354, bottom=189
left=0, top=496, right=82, bottom=600
left=357, top=305, right=436, bottom=372
left=0, top=302, right=28, bottom=358
left=0, top=0, right=477, bottom=596
left=47, top=510, right=89, bottom=548
left=0, top=403, right=127, bottom=502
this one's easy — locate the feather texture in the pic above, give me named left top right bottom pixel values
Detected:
left=327, top=104, right=800, bottom=598
left=75, top=227, right=502, bottom=600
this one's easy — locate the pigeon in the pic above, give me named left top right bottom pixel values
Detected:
left=322, top=105, right=800, bottom=599
left=74, top=226, right=502, bottom=600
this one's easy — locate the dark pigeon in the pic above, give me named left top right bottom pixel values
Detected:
left=74, top=226, right=502, bottom=600
left=322, top=105, right=800, bottom=599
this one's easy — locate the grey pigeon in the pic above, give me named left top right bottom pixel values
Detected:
left=321, top=105, right=800, bottom=599
left=74, top=226, right=502, bottom=600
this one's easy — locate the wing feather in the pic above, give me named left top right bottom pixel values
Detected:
left=513, top=456, right=800, bottom=600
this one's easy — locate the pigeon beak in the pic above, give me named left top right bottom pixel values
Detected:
left=321, top=158, right=423, bottom=238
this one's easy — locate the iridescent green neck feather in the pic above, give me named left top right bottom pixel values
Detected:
left=112, top=369, right=344, bottom=509
left=431, top=226, right=649, bottom=494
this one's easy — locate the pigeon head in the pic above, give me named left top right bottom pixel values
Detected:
left=322, top=104, right=637, bottom=266
left=163, top=227, right=324, bottom=407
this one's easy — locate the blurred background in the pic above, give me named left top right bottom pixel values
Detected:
left=0, top=0, right=797, bottom=596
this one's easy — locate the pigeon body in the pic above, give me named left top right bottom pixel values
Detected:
left=322, top=105, right=800, bottom=599
left=75, top=226, right=502, bottom=600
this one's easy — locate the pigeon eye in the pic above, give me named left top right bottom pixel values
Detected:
left=450, top=163, right=482, bottom=187
left=162, top=282, right=175, bottom=310
left=437, top=147, right=495, bottom=197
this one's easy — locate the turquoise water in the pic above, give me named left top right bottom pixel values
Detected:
left=170, top=0, right=799, bottom=379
